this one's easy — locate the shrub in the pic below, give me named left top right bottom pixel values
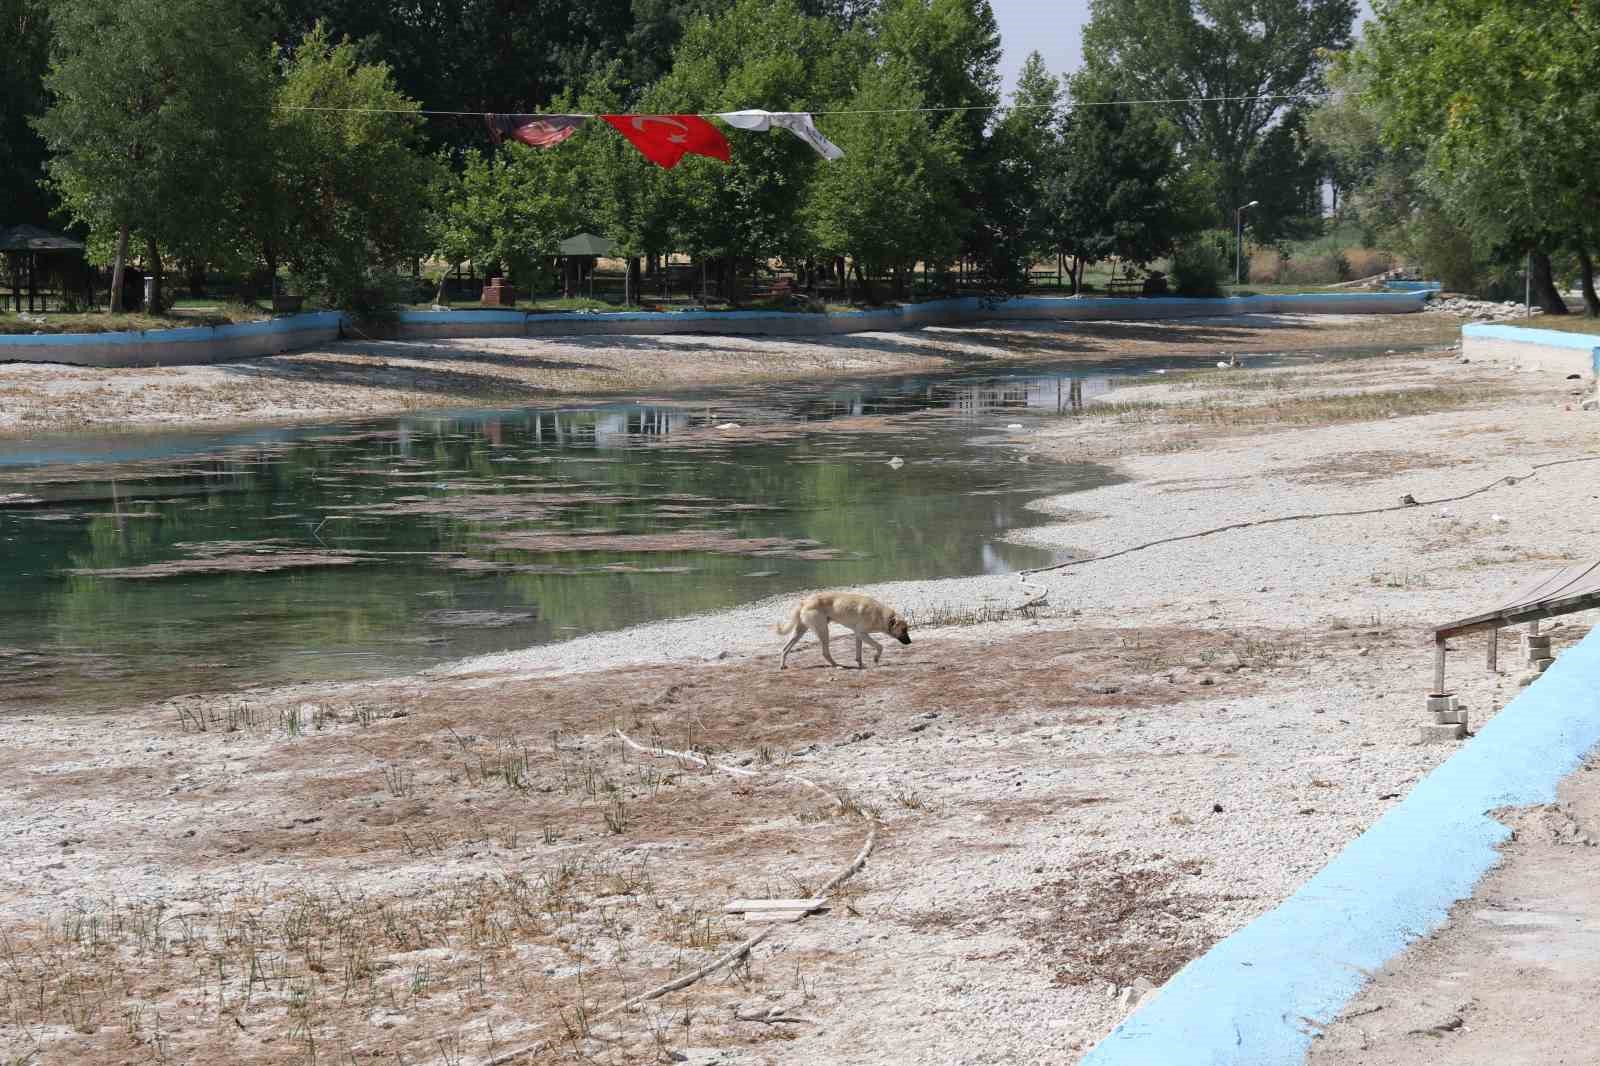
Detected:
left=1344, top=248, right=1393, bottom=279
left=1248, top=247, right=1284, bottom=284
left=1170, top=241, right=1229, bottom=297
left=1402, top=211, right=1482, bottom=292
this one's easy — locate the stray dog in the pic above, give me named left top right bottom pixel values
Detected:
left=776, top=592, right=911, bottom=670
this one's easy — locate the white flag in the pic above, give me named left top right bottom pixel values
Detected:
left=717, top=109, right=844, bottom=160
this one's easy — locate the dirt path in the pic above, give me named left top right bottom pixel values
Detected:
left=0, top=313, right=1461, bottom=435
left=1306, top=757, right=1600, bottom=1065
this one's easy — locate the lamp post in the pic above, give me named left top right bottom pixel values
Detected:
left=1235, top=200, right=1259, bottom=286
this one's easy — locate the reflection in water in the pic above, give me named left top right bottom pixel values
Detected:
left=0, top=349, right=1397, bottom=711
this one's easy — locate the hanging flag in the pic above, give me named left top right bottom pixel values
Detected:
left=600, top=114, right=731, bottom=169
left=717, top=110, right=843, bottom=160
left=485, top=113, right=587, bottom=148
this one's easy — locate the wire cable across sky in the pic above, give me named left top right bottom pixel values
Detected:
left=271, top=89, right=1351, bottom=118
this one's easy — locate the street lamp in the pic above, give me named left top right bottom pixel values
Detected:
left=1235, top=200, right=1259, bottom=286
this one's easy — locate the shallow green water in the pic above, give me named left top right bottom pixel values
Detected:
left=0, top=347, right=1417, bottom=711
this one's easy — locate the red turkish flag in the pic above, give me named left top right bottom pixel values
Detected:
left=600, top=114, right=731, bottom=169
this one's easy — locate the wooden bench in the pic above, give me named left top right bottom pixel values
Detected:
left=1105, top=277, right=1144, bottom=297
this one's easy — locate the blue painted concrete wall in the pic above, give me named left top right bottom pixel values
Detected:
left=1462, top=321, right=1600, bottom=351
left=0, top=310, right=344, bottom=350
left=2, top=293, right=1428, bottom=366
left=1080, top=625, right=1600, bottom=1066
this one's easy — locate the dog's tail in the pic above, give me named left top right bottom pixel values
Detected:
left=776, top=608, right=800, bottom=636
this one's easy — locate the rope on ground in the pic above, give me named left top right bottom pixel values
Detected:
left=1019, top=454, right=1600, bottom=579
left=483, top=731, right=877, bottom=1066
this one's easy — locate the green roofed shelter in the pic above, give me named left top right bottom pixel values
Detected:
left=558, top=232, right=618, bottom=257
left=557, top=232, right=618, bottom=297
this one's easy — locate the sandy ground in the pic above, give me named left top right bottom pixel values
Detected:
left=1306, top=756, right=1600, bottom=1065
left=0, top=312, right=1462, bottom=436
left=3, top=322, right=1599, bottom=1066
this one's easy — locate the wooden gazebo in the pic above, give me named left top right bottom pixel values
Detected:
left=1, top=225, right=88, bottom=313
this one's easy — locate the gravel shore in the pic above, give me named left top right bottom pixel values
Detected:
left=0, top=312, right=1460, bottom=435
left=3, top=327, right=1596, bottom=1066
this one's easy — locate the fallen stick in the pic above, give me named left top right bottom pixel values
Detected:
left=483, top=731, right=877, bottom=1065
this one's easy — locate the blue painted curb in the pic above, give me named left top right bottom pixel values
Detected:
left=0, top=309, right=343, bottom=349
left=3, top=293, right=1426, bottom=363
left=1462, top=321, right=1600, bottom=352
left=1081, top=624, right=1600, bottom=1066
left=1381, top=280, right=1442, bottom=292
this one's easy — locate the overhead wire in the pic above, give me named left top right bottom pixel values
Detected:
left=269, top=88, right=1353, bottom=119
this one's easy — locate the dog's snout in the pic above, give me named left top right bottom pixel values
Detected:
left=898, top=633, right=912, bottom=645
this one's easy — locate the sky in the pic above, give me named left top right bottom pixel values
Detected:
left=990, top=0, right=1375, bottom=97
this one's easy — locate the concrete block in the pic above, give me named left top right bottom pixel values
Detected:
left=1420, top=723, right=1467, bottom=743
left=1535, top=657, right=1556, bottom=673
left=1432, top=708, right=1468, bottom=727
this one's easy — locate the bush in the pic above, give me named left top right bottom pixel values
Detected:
left=1170, top=241, right=1229, bottom=297
left=1251, top=246, right=1391, bottom=287
left=289, top=263, right=409, bottom=322
left=1404, top=212, right=1481, bottom=292
left=1248, top=246, right=1284, bottom=284
left=1343, top=248, right=1394, bottom=279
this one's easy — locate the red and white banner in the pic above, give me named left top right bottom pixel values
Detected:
left=486, top=110, right=841, bottom=169
left=599, top=114, right=731, bottom=169
left=485, top=113, right=588, bottom=148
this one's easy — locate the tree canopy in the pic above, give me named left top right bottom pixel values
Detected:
left=1342, top=0, right=1600, bottom=312
left=35, top=0, right=275, bottom=309
left=6, top=0, right=1387, bottom=310
left=1081, top=0, right=1356, bottom=235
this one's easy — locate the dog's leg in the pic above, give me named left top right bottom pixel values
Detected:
left=780, top=623, right=807, bottom=670
left=853, top=631, right=865, bottom=668
left=863, top=633, right=883, bottom=664
left=815, top=621, right=839, bottom=668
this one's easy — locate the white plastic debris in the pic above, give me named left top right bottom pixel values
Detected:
left=716, top=422, right=741, bottom=430
left=887, top=456, right=905, bottom=468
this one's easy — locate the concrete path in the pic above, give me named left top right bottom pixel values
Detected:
left=1306, top=754, right=1600, bottom=1065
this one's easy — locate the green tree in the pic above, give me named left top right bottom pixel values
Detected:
left=255, top=0, right=740, bottom=155
left=806, top=61, right=966, bottom=300
left=268, top=24, right=442, bottom=312
left=1358, top=0, right=1600, bottom=314
left=433, top=142, right=586, bottom=294
left=1080, top=0, right=1356, bottom=233
left=640, top=0, right=856, bottom=303
left=874, top=0, right=1003, bottom=276
left=1308, top=45, right=1489, bottom=289
left=35, top=0, right=274, bottom=311
left=1043, top=79, right=1202, bottom=290
left=974, top=52, right=1061, bottom=291
left=1, top=0, right=53, bottom=228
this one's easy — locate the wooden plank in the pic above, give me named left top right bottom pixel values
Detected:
left=742, top=911, right=809, bottom=924
left=724, top=898, right=826, bottom=914
left=1433, top=634, right=1447, bottom=695
left=1433, top=589, right=1600, bottom=640
left=1487, top=628, right=1498, bottom=673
